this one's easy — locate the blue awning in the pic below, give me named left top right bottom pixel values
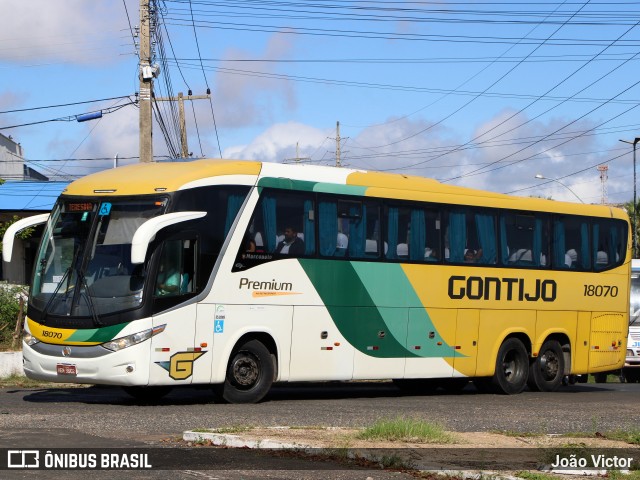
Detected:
left=0, top=181, right=69, bottom=211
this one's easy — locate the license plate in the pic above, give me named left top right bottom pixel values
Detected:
left=56, top=364, right=77, bottom=376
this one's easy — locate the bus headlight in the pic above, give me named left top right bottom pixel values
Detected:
left=101, top=324, right=166, bottom=352
left=23, top=332, right=39, bottom=346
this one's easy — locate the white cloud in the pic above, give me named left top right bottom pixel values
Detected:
left=209, top=33, right=297, bottom=128
left=223, top=122, right=329, bottom=162
left=1, top=0, right=127, bottom=64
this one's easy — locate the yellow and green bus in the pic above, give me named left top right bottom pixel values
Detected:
left=3, top=160, right=630, bottom=402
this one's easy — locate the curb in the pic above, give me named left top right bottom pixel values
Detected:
left=184, top=430, right=310, bottom=450
left=0, top=351, right=23, bottom=378
left=182, top=430, right=523, bottom=478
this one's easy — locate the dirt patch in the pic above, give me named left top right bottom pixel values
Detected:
left=187, top=427, right=640, bottom=474
left=202, top=427, right=634, bottom=450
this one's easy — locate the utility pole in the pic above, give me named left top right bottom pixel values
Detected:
left=283, top=142, right=311, bottom=164
left=155, top=92, right=210, bottom=158
left=329, top=121, right=347, bottom=167
left=335, top=121, right=341, bottom=167
left=138, top=0, right=154, bottom=163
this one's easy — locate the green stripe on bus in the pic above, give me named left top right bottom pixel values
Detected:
left=257, top=177, right=367, bottom=196
left=299, top=259, right=458, bottom=358
left=67, top=323, right=129, bottom=343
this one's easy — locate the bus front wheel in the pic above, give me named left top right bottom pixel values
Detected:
left=215, top=339, right=274, bottom=404
left=528, top=340, right=565, bottom=392
left=492, top=338, right=529, bottom=395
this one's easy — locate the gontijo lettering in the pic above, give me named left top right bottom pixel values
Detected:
left=448, top=275, right=557, bottom=302
left=239, top=277, right=293, bottom=291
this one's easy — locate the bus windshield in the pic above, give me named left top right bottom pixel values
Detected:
left=30, top=198, right=166, bottom=322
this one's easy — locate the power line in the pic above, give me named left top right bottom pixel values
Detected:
left=167, top=61, right=640, bottom=104
left=188, top=0, right=222, bottom=157
left=0, top=101, right=135, bottom=131
left=121, top=0, right=139, bottom=56
left=0, top=95, right=134, bottom=115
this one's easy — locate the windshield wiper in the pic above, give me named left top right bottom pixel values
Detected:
left=40, top=266, right=73, bottom=325
left=78, top=271, right=102, bottom=327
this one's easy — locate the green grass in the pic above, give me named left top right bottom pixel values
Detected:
left=355, top=416, right=456, bottom=444
left=0, top=374, right=87, bottom=389
left=609, top=470, right=640, bottom=480
left=597, top=429, right=640, bottom=445
left=515, top=471, right=558, bottom=480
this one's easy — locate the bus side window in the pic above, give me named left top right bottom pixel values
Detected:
left=593, top=219, right=626, bottom=271
left=500, top=212, right=549, bottom=268
left=155, top=238, right=195, bottom=297
left=444, top=209, right=496, bottom=265
left=235, top=189, right=316, bottom=269
left=553, top=216, right=589, bottom=270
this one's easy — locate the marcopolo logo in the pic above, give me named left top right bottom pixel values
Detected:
left=448, top=275, right=557, bottom=302
left=238, top=277, right=300, bottom=298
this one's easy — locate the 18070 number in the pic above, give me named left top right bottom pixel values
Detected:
left=583, top=284, right=618, bottom=297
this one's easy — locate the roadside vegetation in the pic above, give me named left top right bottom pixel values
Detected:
left=355, top=416, right=456, bottom=444
left=0, top=282, right=26, bottom=351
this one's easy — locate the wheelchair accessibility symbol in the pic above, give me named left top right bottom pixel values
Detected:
left=99, top=202, right=112, bottom=216
left=214, top=320, right=224, bottom=334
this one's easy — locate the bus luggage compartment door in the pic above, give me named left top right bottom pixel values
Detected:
left=589, top=312, right=626, bottom=371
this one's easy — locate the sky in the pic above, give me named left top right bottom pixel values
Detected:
left=1, top=0, right=640, bottom=205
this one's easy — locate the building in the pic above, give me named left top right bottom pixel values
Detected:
left=0, top=181, right=69, bottom=284
left=0, top=134, right=69, bottom=283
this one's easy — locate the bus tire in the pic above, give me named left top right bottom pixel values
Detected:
left=122, top=386, right=172, bottom=402
left=492, top=338, right=529, bottom=395
left=217, top=339, right=274, bottom=404
left=528, top=340, right=565, bottom=392
left=593, top=372, right=608, bottom=383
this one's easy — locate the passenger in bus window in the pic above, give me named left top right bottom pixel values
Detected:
left=464, top=248, right=482, bottom=263
left=275, top=225, right=305, bottom=255
left=244, top=233, right=256, bottom=253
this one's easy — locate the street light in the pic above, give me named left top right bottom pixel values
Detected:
left=534, top=174, right=584, bottom=203
left=620, top=137, right=640, bottom=259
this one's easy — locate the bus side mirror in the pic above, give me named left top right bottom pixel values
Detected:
left=2, top=213, right=50, bottom=263
left=130, top=211, right=206, bottom=264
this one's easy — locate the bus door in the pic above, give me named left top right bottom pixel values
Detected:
left=149, top=238, right=200, bottom=386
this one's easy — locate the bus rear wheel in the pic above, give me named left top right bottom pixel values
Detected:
left=215, top=339, right=274, bottom=404
left=492, top=338, right=529, bottom=395
left=528, top=340, right=565, bottom=392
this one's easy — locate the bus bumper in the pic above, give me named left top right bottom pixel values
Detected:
left=22, top=340, right=151, bottom=386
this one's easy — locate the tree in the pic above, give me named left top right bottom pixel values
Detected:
left=0, top=215, right=35, bottom=253
left=623, top=199, right=639, bottom=258
left=0, top=179, right=35, bottom=253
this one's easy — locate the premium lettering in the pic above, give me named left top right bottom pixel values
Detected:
left=448, top=275, right=557, bottom=302
left=239, top=277, right=293, bottom=292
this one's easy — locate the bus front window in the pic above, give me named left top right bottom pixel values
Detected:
left=30, top=198, right=166, bottom=323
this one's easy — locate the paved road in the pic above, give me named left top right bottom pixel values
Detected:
left=1, top=381, right=640, bottom=479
